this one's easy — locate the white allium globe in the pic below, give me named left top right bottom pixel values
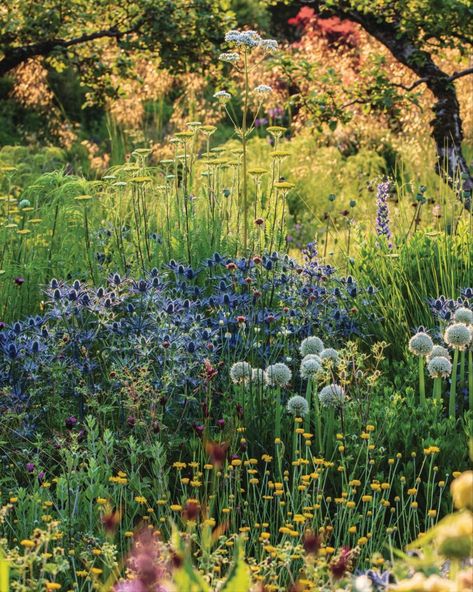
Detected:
left=230, top=361, right=252, bottom=384
left=300, top=356, right=322, bottom=379
left=454, top=307, right=473, bottom=325
left=444, top=323, right=472, bottom=350
left=264, top=363, right=292, bottom=388
left=318, top=384, right=345, bottom=408
left=320, top=348, right=339, bottom=364
left=300, top=336, right=324, bottom=356
left=408, top=332, right=433, bottom=356
left=287, top=395, right=309, bottom=417
left=427, top=356, right=452, bottom=379
left=428, top=345, right=451, bottom=360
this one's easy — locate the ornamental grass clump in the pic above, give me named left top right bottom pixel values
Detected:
left=408, top=331, right=433, bottom=405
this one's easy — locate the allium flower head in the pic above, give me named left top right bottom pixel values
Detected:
left=454, top=307, right=473, bottom=325
left=300, top=336, right=324, bottom=356
left=253, top=84, right=273, bottom=95
left=408, top=332, right=433, bottom=356
left=251, top=368, right=265, bottom=385
left=264, top=363, right=292, bottom=388
left=444, top=323, right=471, bottom=350
left=428, top=345, right=451, bottom=360
left=318, top=384, right=345, bottom=408
left=230, top=361, right=252, bottom=384
left=300, top=356, right=322, bottom=379
left=287, top=395, right=309, bottom=417
left=427, top=356, right=452, bottom=379
left=320, top=348, right=339, bottom=364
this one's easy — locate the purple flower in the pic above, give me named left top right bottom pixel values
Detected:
left=375, top=179, right=392, bottom=248
left=65, top=416, right=78, bottom=429
left=26, top=462, right=35, bottom=473
left=14, top=277, right=25, bottom=286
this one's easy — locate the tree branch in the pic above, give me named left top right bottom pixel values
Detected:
left=0, top=24, right=140, bottom=77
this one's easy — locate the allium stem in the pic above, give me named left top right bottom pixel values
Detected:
left=449, top=349, right=459, bottom=419
left=314, top=387, right=321, bottom=453
left=433, top=377, right=441, bottom=403
left=418, top=356, right=426, bottom=405
left=460, top=350, right=465, bottom=385
left=304, top=381, right=312, bottom=434
left=468, top=350, right=473, bottom=412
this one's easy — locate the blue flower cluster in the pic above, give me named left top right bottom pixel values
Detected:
left=428, top=288, right=473, bottom=321
left=0, top=248, right=374, bottom=425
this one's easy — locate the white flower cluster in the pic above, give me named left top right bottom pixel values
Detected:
left=287, top=395, right=309, bottom=417
left=224, top=30, right=278, bottom=51
left=265, top=363, right=292, bottom=388
left=213, top=90, right=232, bottom=103
left=318, top=384, right=345, bottom=408
left=218, top=52, right=240, bottom=64
left=408, top=332, right=433, bottom=356
left=444, top=322, right=472, bottom=350
left=253, top=84, right=273, bottom=95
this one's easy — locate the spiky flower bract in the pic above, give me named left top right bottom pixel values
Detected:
left=444, top=323, right=471, bottom=350
left=264, top=363, right=292, bottom=388
left=287, top=395, right=309, bottom=417
left=318, top=384, right=345, bottom=408
left=300, top=336, right=324, bottom=356
left=454, top=307, right=473, bottom=325
left=427, top=356, right=452, bottom=378
left=230, top=361, right=252, bottom=384
left=408, top=332, right=433, bottom=356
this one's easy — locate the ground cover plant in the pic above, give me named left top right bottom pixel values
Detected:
left=0, top=4, right=472, bottom=592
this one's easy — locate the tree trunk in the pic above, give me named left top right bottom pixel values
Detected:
left=299, top=2, right=472, bottom=209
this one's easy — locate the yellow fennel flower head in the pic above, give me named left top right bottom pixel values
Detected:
left=451, top=471, right=473, bottom=510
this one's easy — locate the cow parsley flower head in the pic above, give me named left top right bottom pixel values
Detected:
left=230, top=361, right=252, bottom=384
left=408, top=332, right=433, bottom=356
left=225, top=29, right=261, bottom=47
left=320, top=348, right=339, bottom=364
left=428, top=345, right=451, bottom=361
left=427, top=356, right=452, bottom=379
left=318, top=384, right=345, bottom=408
left=300, top=336, right=324, bottom=356
left=219, top=52, right=240, bottom=64
left=444, top=323, right=471, bottom=350
left=454, top=307, right=473, bottom=325
left=300, top=356, right=322, bottom=379
left=264, top=363, right=292, bottom=388
left=251, top=368, right=265, bottom=385
left=253, top=84, right=273, bottom=95
left=213, top=90, right=232, bottom=103
left=260, top=39, right=278, bottom=52
left=287, top=395, right=309, bottom=417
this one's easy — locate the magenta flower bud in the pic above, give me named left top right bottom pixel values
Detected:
left=26, top=462, right=35, bottom=473
left=65, top=416, right=78, bottom=429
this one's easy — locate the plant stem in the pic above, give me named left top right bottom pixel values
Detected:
left=418, top=356, right=426, bottom=405
left=449, top=348, right=459, bottom=419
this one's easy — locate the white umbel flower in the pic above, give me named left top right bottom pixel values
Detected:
left=213, top=90, right=232, bottom=103
left=253, top=84, right=273, bottom=95
left=264, top=363, right=292, bottom=388
left=218, top=52, right=240, bottom=64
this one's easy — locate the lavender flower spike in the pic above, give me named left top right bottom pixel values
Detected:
left=375, top=179, right=392, bottom=248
